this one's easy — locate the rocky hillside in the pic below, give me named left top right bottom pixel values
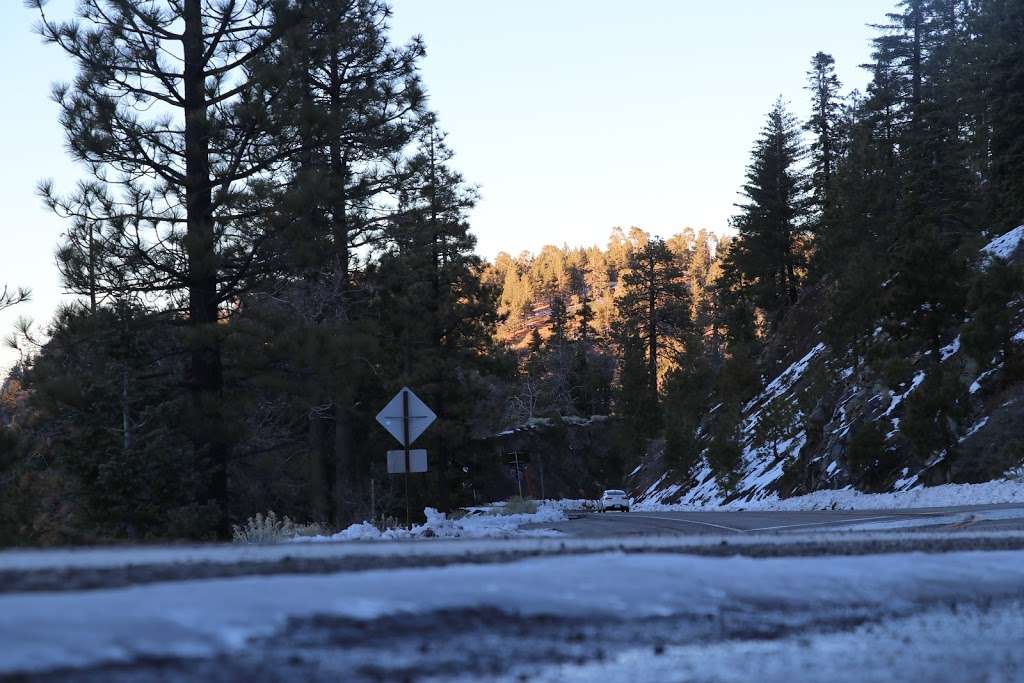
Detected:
left=632, top=227, right=1024, bottom=506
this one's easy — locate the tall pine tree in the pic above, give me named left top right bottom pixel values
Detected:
left=720, top=99, right=811, bottom=327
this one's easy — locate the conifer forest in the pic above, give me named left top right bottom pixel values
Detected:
left=3, top=0, right=1024, bottom=546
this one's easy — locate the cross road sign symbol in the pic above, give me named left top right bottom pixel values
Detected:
left=376, top=387, right=436, bottom=447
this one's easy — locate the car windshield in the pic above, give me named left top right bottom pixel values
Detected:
left=604, top=490, right=625, bottom=496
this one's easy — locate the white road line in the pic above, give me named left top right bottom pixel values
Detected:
left=745, top=515, right=902, bottom=532
left=625, top=514, right=745, bottom=533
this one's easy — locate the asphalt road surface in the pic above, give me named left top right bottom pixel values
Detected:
left=539, top=503, right=1024, bottom=537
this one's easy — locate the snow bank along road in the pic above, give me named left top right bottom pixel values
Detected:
left=3, top=515, right=1024, bottom=681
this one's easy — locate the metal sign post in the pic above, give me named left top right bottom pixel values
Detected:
left=376, top=387, right=436, bottom=527
left=513, top=451, right=523, bottom=498
left=402, top=389, right=410, bottom=526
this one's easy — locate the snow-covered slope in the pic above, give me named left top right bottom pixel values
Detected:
left=633, top=227, right=1024, bottom=508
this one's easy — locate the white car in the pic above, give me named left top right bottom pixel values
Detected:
left=599, top=489, right=630, bottom=512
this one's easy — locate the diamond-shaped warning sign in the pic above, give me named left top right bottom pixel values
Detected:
left=376, top=387, right=436, bottom=446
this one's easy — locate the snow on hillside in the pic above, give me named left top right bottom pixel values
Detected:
left=639, top=479, right=1024, bottom=512
left=743, top=343, right=824, bottom=414
left=634, top=227, right=1024, bottom=510
left=636, top=479, right=1024, bottom=512
left=982, top=224, right=1024, bottom=261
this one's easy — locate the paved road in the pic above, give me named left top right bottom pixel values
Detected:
left=540, top=503, right=1024, bottom=537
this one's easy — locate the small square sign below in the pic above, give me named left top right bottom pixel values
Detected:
left=387, top=450, right=428, bottom=474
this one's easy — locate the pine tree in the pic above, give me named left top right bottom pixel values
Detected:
left=804, top=52, right=844, bottom=228
left=576, top=286, right=596, bottom=343
left=962, top=258, right=1024, bottom=368
left=269, top=0, right=426, bottom=523
left=528, top=328, right=544, bottom=358
left=549, top=296, right=569, bottom=346
left=706, top=403, right=744, bottom=491
left=719, top=99, right=811, bottom=326
left=662, top=344, right=715, bottom=478
left=31, top=0, right=301, bottom=537
left=614, top=332, right=657, bottom=443
left=972, top=0, right=1024, bottom=230
left=372, top=120, right=497, bottom=512
left=880, top=0, right=977, bottom=359
left=615, top=237, right=690, bottom=417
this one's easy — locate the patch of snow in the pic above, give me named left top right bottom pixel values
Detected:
left=5, top=550, right=1024, bottom=675
left=884, top=371, right=926, bottom=417
left=981, top=225, right=1024, bottom=261
left=939, top=336, right=960, bottom=361
left=723, top=479, right=1024, bottom=511
left=639, top=473, right=668, bottom=502
left=744, top=343, right=825, bottom=413
left=970, top=366, right=1000, bottom=394
left=959, top=416, right=990, bottom=443
left=295, top=505, right=567, bottom=543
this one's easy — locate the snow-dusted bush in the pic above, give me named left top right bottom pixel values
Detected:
left=498, top=496, right=538, bottom=515
left=372, top=514, right=402, bottom=532
left=232, top=512, right=327, bottom=544
left=292, top=504, right=567, bottom=543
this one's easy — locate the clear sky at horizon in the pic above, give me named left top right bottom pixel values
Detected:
left=0, top=0, right=897, bottom=372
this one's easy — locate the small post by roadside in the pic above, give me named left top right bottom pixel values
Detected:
left=513, top=450, right=523, bottom=498
left=402, top=389, right=411, bottom=527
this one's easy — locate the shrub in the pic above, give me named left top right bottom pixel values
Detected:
left=372, top=514, right=402, bottom=532
left=901, top=368, right=969, bottom=464
left=231, top=511, right=326, bottom=544
left=498, top=496, right=538, bottom=515
left=707, top=434, right=744, bottom=492
left=846, top=421, right=892, bottom=491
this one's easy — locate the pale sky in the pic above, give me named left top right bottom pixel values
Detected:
left=0, top=0, right=896, bottom=372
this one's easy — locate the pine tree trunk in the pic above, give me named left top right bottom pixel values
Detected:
left=912, top=0, right=923, bottom=112
left=647, top=257, right=659, bottom=412
left=298, top=42, right=335, bottom=524
left=309, top=408, right=335, bottom=523
left=333, top=403, right=354, bottom=526
left=328, top=50, right=355, bottom=527
left=184, top=0, right=230, bottom=539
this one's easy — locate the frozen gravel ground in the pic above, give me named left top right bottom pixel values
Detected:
left=3, top=549, right=1024, bottom=679
left=5, top=530, right=1024, bottom=594
left=486, top=600, right=1024, bottom=683
left=16, top=585, right=1024, bottom=682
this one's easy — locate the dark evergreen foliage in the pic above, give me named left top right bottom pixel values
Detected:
left=719, top=99, right=811, bottom=326
left=7, top=0, right=1024, bottom=544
